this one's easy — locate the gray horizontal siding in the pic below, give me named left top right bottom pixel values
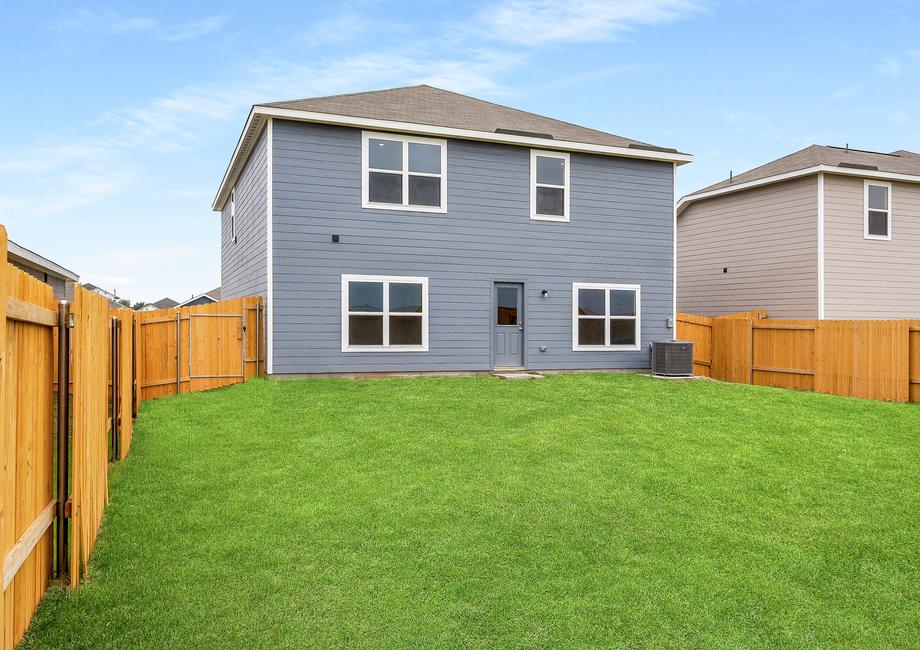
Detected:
left=221, top=126, right=268, bottom=301
left=270, top=120, right=675, bottom=373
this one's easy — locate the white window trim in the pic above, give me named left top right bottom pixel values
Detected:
left=341, top=274, right=429, bottom=352
left=531, top=150, right=570, bottom=222
left=864, top=180, right=892, bottom=241
left=361, top=131, right=447, bottom=213
left=229, top=187, right=237, bottom=243
left=571, top=283, right=641, bottom=352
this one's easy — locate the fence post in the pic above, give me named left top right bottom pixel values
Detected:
left=55, top=301, right=71, bottom=579
left=175, top=312, right=180, bottom=396
left=0, top=225, right=9, bottom=647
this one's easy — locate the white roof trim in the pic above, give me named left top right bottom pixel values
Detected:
left=177, top=291, right=219, bottom=307
left=677, top=164, right=920, bottom=214
left=213, top=105, right=693, bottom=211
left=7, top=240, right=79, bottom=281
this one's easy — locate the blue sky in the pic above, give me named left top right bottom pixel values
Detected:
left=2, top=0, right=919, bottom=301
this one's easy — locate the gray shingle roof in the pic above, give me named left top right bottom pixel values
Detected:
left=687, top=145, right=920, bottom=197
left=261, top=85, right=679, bottom=152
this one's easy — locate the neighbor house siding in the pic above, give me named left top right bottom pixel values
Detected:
left=221, top=127, right=268, bottom=300
left=270, top=120, right=674, bottom=374
left=8, top=260, right=72, bottom=300
left=678, top=175, right=819, bottom=318
left=823, top=174, right=920, bottom=318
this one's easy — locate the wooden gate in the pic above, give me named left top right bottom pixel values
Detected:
left=135, top=297, right=262, bottom=404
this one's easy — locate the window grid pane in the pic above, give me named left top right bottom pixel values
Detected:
left=347, top=279, right=425, bottom=348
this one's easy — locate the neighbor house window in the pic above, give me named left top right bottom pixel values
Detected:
left=531, top=150, right=570, bottom=222
left=362, top=132, right=447, bottom=212
left=572, top=283, right=640, bottom=351
left=229, top=188, right=236, bottom=242
left=341, top=275, right=429, bottom=351
left=864, top=180, right=891, bottom=240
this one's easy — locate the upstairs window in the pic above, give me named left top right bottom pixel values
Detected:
left=572, top=283, right=640, bottom=351
left=531, top=150, right=570, bottom=222
left=362, top=132, right=447, bottom=213
left=341, top=275, right=429, bottom=351
left=229, top=188, right=236, bottom=243
left=865, top=180, right=891, bottom=240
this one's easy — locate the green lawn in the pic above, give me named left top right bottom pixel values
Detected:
left=21, top=374, right=920, bottom=648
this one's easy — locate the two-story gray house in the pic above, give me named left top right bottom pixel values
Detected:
left=213, top=85, right=691, bottom=375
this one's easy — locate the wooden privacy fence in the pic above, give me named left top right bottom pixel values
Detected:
left=0, top=222, right=263, bottom=648
left=135, top=297, right=262, bottom=404
left=677, top=311, right=920, bottom=403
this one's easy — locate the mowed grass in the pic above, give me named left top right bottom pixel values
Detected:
left=21, top=374, right=920, bottom=648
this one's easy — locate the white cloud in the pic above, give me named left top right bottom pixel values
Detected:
left=878, top=50, right=920, bottom=78
left=54, top=9, right=225, bottom=41
left=160, top=17, right=227, bottom=42
left=478, top=0, right=704, bottom=45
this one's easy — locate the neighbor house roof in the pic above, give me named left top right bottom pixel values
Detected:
left=177, top=287, right=221, bottom=307
left=8, top=240, right=79, bottom=282
left=152, top=297, right=178, bottom=309
left=214, top=85, right=692, bottom=211
left=678, top=145, right=920, bottom=213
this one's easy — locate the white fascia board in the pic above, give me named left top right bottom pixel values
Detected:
left=213, top=105, right=693, bottom=211
left=677, top=164, right=920, bottom=215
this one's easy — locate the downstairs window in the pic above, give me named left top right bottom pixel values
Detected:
left=342, top=275, right=428, bottom=351
left=572, top=283, right=641, bottom=351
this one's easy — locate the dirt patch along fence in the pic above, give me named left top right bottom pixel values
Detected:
left=677, top=311, right=920, bottom=403
left=0, top=221, right=263, bottom=647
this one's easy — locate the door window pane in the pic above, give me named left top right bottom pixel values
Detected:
left=868, top=184, right=888, bottom=210
left=610, top=319, right=636, bottom=346
left=536, top=156, right=565, bottom=185
left=408, top=176, right=441, bottom=206
left=408, top=143, right=441, bottom=174
left=610, top=290, right=636, bottom=317
left=578, top=319, right=604, bottom=346
left=390, top=283, right=422, bottom=313
left=368, top=139, right=402, bottom=171
left=349, top=315, right=383, bottom=345
left=578, top=289, right=604, bottom=316
left=368, top=172, right=402, bottom=204
left=497, top=287, right=518, bottom=325
left=536, top=187, right=565, bottom=215
left=349, top=282, right=383, bottom=312
left=868, top=211, right=888, bottom=236
left=390, top=316, right=422, bottom=345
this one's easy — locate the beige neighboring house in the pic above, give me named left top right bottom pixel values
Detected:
left=8, top=240, right=79, bottom=300
left=677, top=145, right=920, bottom=319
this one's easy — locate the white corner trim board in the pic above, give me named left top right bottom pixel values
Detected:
left=817, top=172, right=825, bottom=319
left=266, top=118, right=274, bottom=374
left=213, top=105, right=693, bottom=211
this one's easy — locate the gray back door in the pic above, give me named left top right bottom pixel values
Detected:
left=493, top=283, right=524, bottom=368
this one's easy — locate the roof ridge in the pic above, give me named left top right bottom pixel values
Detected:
left=260, top=83, right=429, bottom=108
left=416, top=85, right=651, bottom=146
